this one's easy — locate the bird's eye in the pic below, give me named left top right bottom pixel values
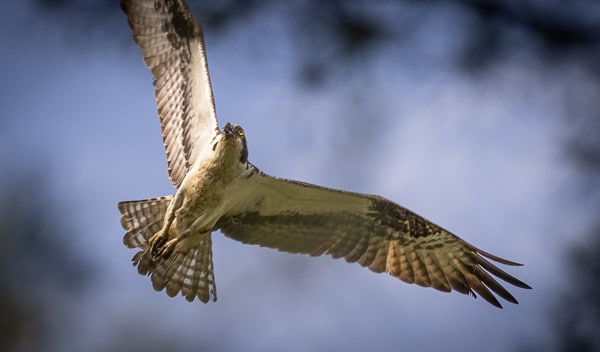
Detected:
left=237, top=128, right=244, bottom=137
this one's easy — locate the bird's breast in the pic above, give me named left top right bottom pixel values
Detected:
left=171, top=145, right=245, bottom=234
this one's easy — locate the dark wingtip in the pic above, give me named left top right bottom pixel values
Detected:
left=520, top=282, right=533, bottom=290
left=476, top=248, right=524, bottom=266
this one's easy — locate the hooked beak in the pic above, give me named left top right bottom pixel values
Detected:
left=223, top=122, right=235, bottom=137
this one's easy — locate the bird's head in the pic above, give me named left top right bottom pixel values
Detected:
left=222, top=122, right=248, bottom=163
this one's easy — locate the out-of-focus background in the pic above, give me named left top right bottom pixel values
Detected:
left=1, top=1, right=599, bottom=351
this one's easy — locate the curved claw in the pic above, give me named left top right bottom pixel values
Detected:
left=150, top=234, right=167, bottom=257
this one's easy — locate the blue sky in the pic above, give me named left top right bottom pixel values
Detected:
left=1, top=1, right=594, bottom=351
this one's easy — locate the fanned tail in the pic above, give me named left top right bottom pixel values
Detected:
left=118, top=197, right=217, bottom=303
left=118, top=196, right=173, bottom=249
left=133, top=235, right=217, bottom=302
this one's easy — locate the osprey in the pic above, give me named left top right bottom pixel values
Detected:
left=119, top=0, right=531, bottom=308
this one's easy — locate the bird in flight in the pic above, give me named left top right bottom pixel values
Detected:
left=118, top=0, right=530, bottom=308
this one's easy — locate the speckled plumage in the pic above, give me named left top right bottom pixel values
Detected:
left=118, top=0, right=530, bottom=307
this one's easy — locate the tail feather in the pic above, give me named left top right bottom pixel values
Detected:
left=132, top=236, right=217, bottom=303
left=163, top=236, right=217, bottom=302
left=118, top=196, right=217, bottom=303
left=118, top=196, right=173, bottom=249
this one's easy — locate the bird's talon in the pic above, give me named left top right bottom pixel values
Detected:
left=151, top=235, right=167, bottom=257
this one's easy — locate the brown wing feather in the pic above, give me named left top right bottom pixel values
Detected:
left=121, top=0, right=219, bottom=187
left=217, top=171, right=531, bottom=308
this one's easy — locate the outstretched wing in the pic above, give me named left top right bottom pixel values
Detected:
left=122, top=0, right=219, bottom=187
left=217, top=170, right=531, bottom=308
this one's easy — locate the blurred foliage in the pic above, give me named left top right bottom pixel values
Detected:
left=0, top=171, right=88, bottom=352
left=28, top=0, right=600, bottom=85
left=524, top=24, right=600, bottom=348
left=10, top=0, right=600, bottom=350
left=551, top=225, right=600, bottom=352
left=0, top=171, right=195, bottom=351
left=549, top=103, right=600, bottom=351
left=522, top=223, right=600, bottom=351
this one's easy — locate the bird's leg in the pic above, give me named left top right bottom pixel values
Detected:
left=149, top=193, right=185, bottom=258
left=150, top=208, right=177, bottom=257
left=150, top=228, right=179, bottom=260
left=151, top=225, right=195, bottom=259
left=154, top=237, right=177, bottom=259
left=150, top=233, right=168, bottom=257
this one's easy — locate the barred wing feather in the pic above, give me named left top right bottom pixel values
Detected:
left=217, top=171, right=531, bottom=308
left=121, top=0, right=219, bottom=187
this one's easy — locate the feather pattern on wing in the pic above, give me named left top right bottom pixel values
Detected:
left=217, top=170, right=531, bottom=308
left=121, top=0, right=219, bottom=187
left=119, top=0, right=529, bottom=307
